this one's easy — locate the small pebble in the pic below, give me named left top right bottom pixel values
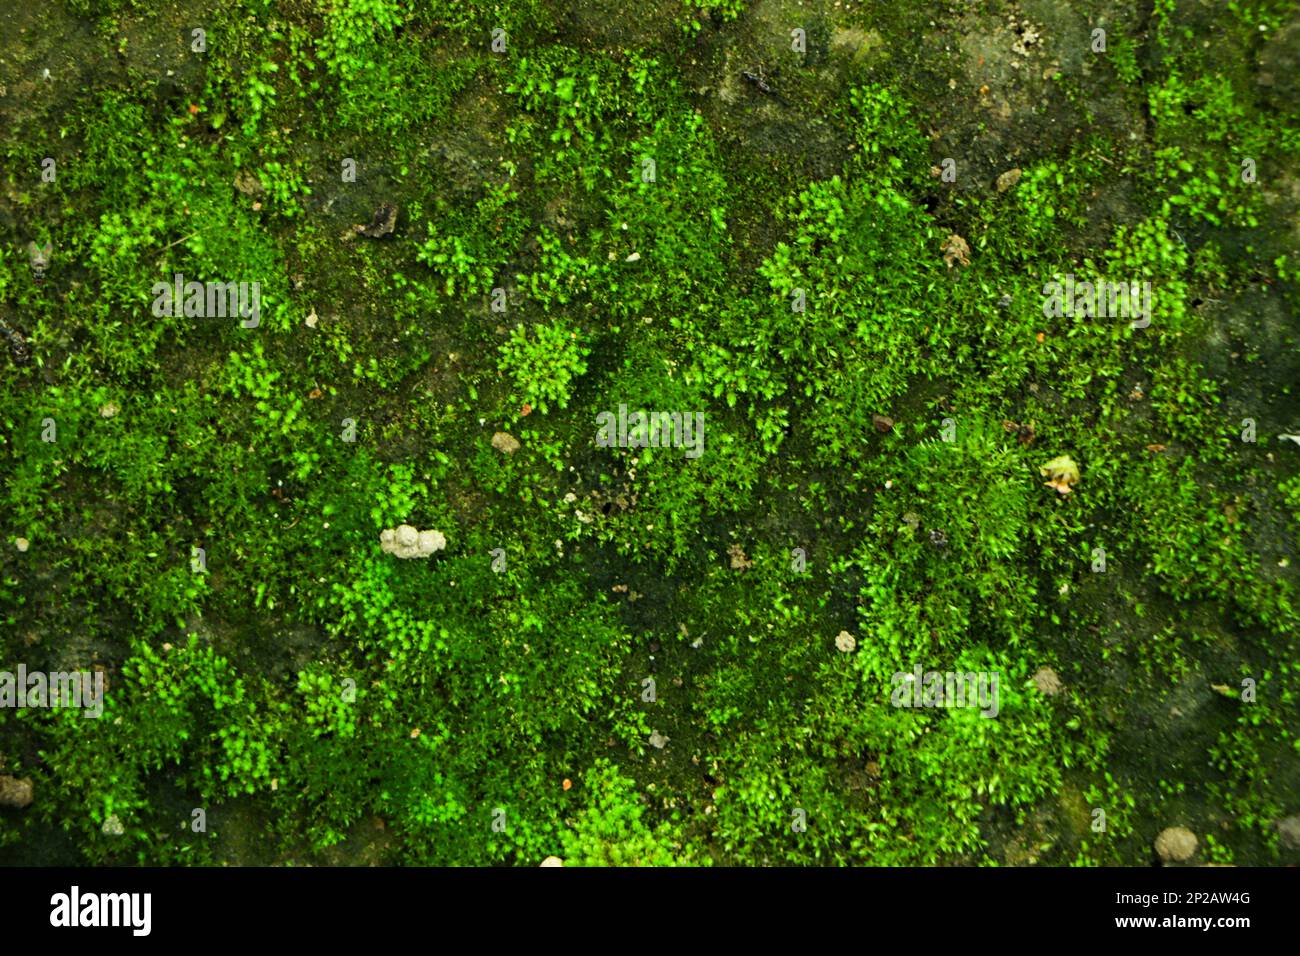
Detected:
left=492, top=431, right=521, bottom=455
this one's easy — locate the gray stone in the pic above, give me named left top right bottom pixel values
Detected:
left=491, top=431, right=521, bottom=455
left=1154, top=826, right=1197, bottom=863
left=0, top=775, right=33, bottom=809
left=380, top=525, right=446, bottom=559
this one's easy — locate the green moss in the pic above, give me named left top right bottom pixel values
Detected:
left=2, top=0, right=1297, bottom=867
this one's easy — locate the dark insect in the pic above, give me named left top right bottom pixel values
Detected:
left=741, top=65, right=789, bottom=105
left=356, top=202, right=398, bottom=239
left=0, top=322, right=30, bottom=365
left=1001, top=418, right=1037, bottom=446
left=928, top=528, right=948, bottom=550
left=741, top=69, right=775, bottom=94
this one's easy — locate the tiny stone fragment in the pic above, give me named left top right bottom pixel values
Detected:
left=995, top=168, right=1022, bottom=193
left=1154, top=826, right=1197, bottom=863
left=942, top=233, right=971, bottom=268
left=727, top=543, right=752, bottom=571
left=0, top=775, right=33, bottom=808
left=492, top=431, right=521, bottom=454
left=380, top=525, right=447, bottom=559
left=1033, top=666, right=1063, bottom=696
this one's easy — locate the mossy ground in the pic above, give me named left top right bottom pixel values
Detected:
left=0, top=0, right=1297, bottom=866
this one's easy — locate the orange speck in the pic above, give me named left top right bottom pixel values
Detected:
left=520, top=403, right=533, bottom=417
left=308, top=387, right=323, bottom=399
left=1036, top=332, right=1045, bottom=343
left=188, top=104, right=200, bottom=115
left=562, top=778, right=572, bottom=791
left=410, top=728, right=421, bottom=739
